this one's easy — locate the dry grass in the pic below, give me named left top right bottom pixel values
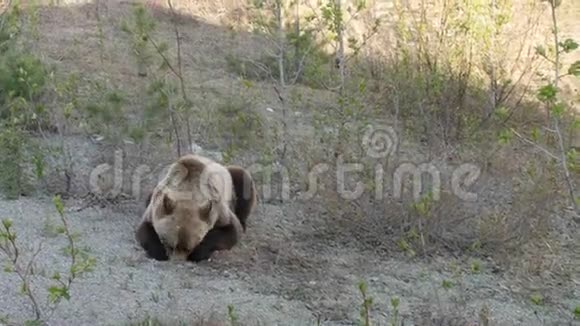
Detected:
left=1, top=1, right=579, bottom=324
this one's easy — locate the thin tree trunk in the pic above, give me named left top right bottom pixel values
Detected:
left=294, top=0, right=300, bottom=75
left=276, top=0, right=288, bottom=163
left=488, top=0, right=497, bottom=118
left=276, top=0, right=285, bottom=88
left=167, top=0, right=193, bottom=153
left=336, top=0, right=345, bottom=95
left=549, top=0, right=578, bottom=214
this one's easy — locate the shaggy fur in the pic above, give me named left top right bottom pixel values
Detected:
left=136, top=154, right=256, bottom=262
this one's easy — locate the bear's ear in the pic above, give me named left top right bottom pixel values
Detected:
left=162, top=193, right=176, bottom=214
left=199, top=200, right=213, bottom=221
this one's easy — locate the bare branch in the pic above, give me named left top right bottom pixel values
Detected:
left=509, top=128, right=560, bottom=161
left=245, top=58, right=277, bottom=83
left=289, top=40, right=316, bottom=85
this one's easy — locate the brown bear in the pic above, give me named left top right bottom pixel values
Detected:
left=135, top=154, right=256, bottom=262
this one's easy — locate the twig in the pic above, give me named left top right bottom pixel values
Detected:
left=509, top=128, right=560, bottom=161
left=148, top=36, right=181, bottom=81
left=289, top=40, right=315, bottom=85
left=0, top=225, right=43, bottom=320
left=56, top=211, right=76, bottom=284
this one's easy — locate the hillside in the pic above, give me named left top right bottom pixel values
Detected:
left=0, top=0, right=579, bottom=325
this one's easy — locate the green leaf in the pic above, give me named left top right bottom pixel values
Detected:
left=355, top=0, right=366, bottom=11
left=241, top=79, right=253, bottom=89
left=442, top=280, right=454, bottom=289
left=470, top=260, right=481, bottom=274
left=551, top=102, right=566, bottom=117
left=48, top=285, right=70, bottom=303
left=498, top=129, right=513, bottom=144
left=559, top=39, right=579, bottom=53
left=530, top=128, right=540, bottom=142
left=53, top=195, right=64, bottom=216
left=24, top=320, right=42, bottom=326
left=358, top=280, right=367, bottom=294
left=2, top=219, right=13, bottom=230
left=20, top=282, right=28, bottom=294
left=391, top=297, right=400, bottom=308
left=494, top=106, right=509, bottom=120
left=569, top=61, right=580, bottom=77
left=574, top=306, right=580, bottom=319
left=358, top=79, right=366, bottom=94
left=537, top=84, right=558, bottom=102
left=567, top=149, right=577, bottom=161
left=530, top=293, right=543, bottom=306
left=3, top=264, right=13, bottom=273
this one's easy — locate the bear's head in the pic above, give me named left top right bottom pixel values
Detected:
left=149, top=189, right=215, bottom=260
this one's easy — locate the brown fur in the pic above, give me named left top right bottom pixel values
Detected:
left=136, top=154, right=256, bottom=262
left=188, top=166, right=257, bottom=261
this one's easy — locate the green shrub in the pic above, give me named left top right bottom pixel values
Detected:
left=0, top=3, right=22, bottom=53
left=0, top=52, right=48, bottom=127
left=0, top=127, right=29, bottom=199
left=0, top=52, right=46, bottom=101
left=215, top=96, right=265, bottom=156
left=225, top=29, right=335, bottom=89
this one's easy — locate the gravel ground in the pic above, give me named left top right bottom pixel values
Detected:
left=0, top=196, right=576, bottom=326
left=1, top=1, right=579, bottom=325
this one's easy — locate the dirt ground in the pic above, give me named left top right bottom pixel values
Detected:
left=0, top=194, right=576, bottom=326
left=1, top=0, right=580, bottom=325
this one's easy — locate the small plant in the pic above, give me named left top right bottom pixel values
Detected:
left=574, top=305, right=580, bottom=320
left=396, top=238, right=416, bottom=257
left=409, top=192, right=436, bottom=255
left=48, top=196, right=96, bottom=304
left=82, top=89, right=128, bottom=141
left=122, top=2, right=196, bottom=157
left=358, top=280, right=373, bottom=326
left=0, top=11, right=51, bottom=199
left=120, top=4, right=156, bottom=77
left=0, top=127, right=29, bottom=199
left=441, top=279, right=454, bottom=289
left=227, top=304, right=238, bottom=326
left=390, top=297, right=400, bottom=326
left=470, top=260, right=482, bottom=274
left=213, top=96, right=265, bottom=160
left=0, top=195, right=96, bottom=324
left=503, top=0, right=580, bottom=215
left=530, top=293, right=544, bottom=306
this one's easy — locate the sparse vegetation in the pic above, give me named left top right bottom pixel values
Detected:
left=0, top=195, right=95, bottom=324
left=0, top=0, right=578, bottom=324
left=530, top=293, right=544, bottom=306
left=357, top=281, right=372, bottom=326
